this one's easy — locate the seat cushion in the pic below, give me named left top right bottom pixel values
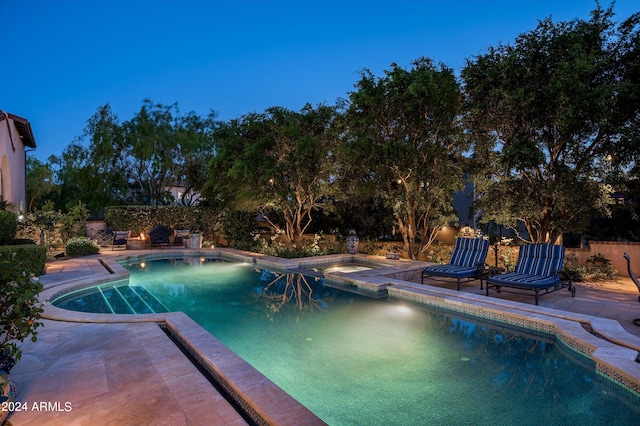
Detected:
left=488, top=272, right=559, bottom=289
left=515, top=244, right=565, bottom=276
left=449, top=238, right=490, bottom=268
left=422, top=264, right=481, bottom=279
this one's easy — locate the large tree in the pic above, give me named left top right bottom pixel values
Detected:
left=53, top=101, right=215, bottom=213
left=121, top=100, right=215, bottom=205
left=25, top=157, right=58, bottom=212
left=340, top=58, right=466, bottom=259
left=462, top=5, right=638, bottom=243
left=614, top=10, right=640, bottom=176
left=205, top=104, right=338, bottom=245
left=340, top=58, right=465, bottom=258
left=53, top=104, right=129, bottom=213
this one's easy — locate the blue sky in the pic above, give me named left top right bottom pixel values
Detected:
left=1, top=0, right=637, bottom=162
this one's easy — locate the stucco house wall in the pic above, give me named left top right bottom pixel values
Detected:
left=0, top=111, right=37, bottom=212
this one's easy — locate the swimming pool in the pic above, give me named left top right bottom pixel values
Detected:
left=51, top=256, right=640, bottom=425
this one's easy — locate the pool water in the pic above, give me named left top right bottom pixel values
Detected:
left=53, top=258, right=640, bottom=425
left=321, top=264, right=373, bottom=273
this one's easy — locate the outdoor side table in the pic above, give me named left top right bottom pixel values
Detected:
left=480, top=267, right=505, bottom=290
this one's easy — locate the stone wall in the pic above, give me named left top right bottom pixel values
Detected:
left=577, top=241, right=640, bottom=278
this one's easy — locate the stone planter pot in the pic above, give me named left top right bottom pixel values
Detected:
left=346, top=230, right=359, bottom=254
left=188, top=234, right=202, bottom=249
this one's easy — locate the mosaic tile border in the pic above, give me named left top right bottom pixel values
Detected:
left=597, top=362, right=640, bottom=397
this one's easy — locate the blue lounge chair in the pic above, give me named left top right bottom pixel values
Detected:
left=421, top=238, right=489, bottom=290
left=486, top=244, right=575, bottom=305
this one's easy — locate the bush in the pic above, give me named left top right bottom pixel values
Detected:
left=17, top=205, right=63, bottom=253
left=65, top=237, right=100, bottom=257
left=254, top=233, right=343, bottom=258
left=564, top=253, right=617, bottom=282
left=0, top=211, right=17, bottom=245
left=222, top=210, right=259, bottom=249
left=60, top=201, right=89, bottom=243
left=0, top=257, right=44, bottom=364
left=0, top=245, right=47, bottom=276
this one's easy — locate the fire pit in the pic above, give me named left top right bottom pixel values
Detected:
left=126, top=235, right=150, bottom=250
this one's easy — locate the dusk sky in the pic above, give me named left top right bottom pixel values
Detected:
left=2, top=0, right=638, bottom=162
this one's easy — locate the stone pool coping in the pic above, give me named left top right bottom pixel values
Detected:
left=38, top=248, right=640, bottom=421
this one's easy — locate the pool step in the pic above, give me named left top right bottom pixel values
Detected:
left=129, top=286, right=170, bottom=313
left=100, top=285, right=169, bottom=314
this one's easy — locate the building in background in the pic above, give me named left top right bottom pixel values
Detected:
left=0, top=111, right=37, bottom=212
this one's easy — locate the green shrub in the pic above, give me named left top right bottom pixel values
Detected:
left=222, top=210, right=259, bottom=249
left=254, top=233, right=343, bottom=258
left=0, top=245, right=47, bottom=276
left=17, top=205, right=63, bottom=253
left=0, top=257, right=44, bottom=363
left=564, top=253, right=617, bottom=282
left=65, top=237, right=100, bottom=257
left=0, top=211, right=17, bottom=245
left=60, top=201, right=89, bottom=243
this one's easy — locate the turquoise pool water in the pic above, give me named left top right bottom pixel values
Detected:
left=53, top=257, right=640, bottom=425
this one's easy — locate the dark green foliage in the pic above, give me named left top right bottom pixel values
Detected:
left=341, top=57, right=465, bottom=258
left=18, top=204, right=63, bottom=252
left=0, top=211, right=17, bottom=245
left=51, top=101, right=216, bottom=214
left=26, top=5, right=640, bottom=250
left=104, top=205, right=220, bottom=237
left=204, top=104, right=338, bottom=245
left=463, top=5, right=639, bottom=243
left=60, top=201, right=90, bottom=243
left=0, top=245, right=47, bottom=276
left=221, top=210, right=259, bottom=250
left=564, top=253, right=617, bottom=281
left=25, top=157, right=58, bottom=212
left=0, top=256, right=44, bottom=362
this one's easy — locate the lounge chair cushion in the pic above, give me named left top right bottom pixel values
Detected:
left=514, top=244, right=565, bottom=277
left=421, top=264, right=481, bottom=278
left=487, top=272, right=560, bottom=289
left=422, top=238, right=489, bottom=282
left=448, top=237, right=490, bottom=268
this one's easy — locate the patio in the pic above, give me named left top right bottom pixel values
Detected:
left=7, top=248, right=640, bottom=425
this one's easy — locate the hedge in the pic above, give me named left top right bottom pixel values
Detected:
left=0, top=245, right=47, bottom=276
left=104, top=206, right=221, bottom=237
left=0, top=211, right=17, bottom=245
